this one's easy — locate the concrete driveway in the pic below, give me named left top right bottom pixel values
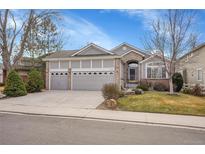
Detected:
left=0, top=91, right=103, bottom=109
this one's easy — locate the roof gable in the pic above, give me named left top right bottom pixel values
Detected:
left=111, top=43, right=148, bottom=57
left=72, top=43, right=114, bottom=56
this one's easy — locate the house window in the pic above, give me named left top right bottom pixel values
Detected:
left=197, top=69, right=203, bottom=81
left=146, top=62, right=166, bottom=79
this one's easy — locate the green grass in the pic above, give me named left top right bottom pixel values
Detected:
left=117, top=91, right=205, bottom=116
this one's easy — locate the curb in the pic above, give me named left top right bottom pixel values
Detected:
left=1, top=110, right=205, bottom=131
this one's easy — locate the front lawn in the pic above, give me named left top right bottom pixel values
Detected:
left=117, top=91, right=205, bottom=116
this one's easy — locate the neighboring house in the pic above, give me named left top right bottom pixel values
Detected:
left=176, top=43, right=205, bottom=85
left=43, top=43, right=170, bottom=90
left=14, top=57, right=43, bottom=81
left=2, top=57, right=43, bottom=83
left=0, top=64, right=3, bottom=84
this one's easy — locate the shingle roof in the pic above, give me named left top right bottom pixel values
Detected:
left=44, top=42, right=150, bottom=59
left=44, top=50, right=79, bottom=59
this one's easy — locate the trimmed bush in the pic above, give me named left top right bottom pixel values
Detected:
left=26, top=69, right=44, bottom=93
left=153, top=82, right=168, bottom=91
left=3, top=70, right=27, bottom=97
left=172, top=72, right=184, bottom=92
left=102, top=83, right=121, bottom=100
left=137, top=84, right=149, bottom=91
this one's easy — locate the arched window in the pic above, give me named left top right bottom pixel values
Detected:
left=146, top=62, right=166, bottom=79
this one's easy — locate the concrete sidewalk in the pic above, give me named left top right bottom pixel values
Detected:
left=0, top=102, right=205, bottom=129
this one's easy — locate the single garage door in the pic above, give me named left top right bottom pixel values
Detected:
left=50, top=71, right=69, bottom=90
left=72, top=71, right=114, bottom=90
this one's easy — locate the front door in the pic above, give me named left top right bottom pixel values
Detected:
left=129, top=68, right=136, bottom=81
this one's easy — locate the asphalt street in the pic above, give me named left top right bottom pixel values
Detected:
left=0, top=112, right=205, bottom=144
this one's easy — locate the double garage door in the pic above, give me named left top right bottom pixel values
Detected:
left=50, top=71, right=114, bottom=90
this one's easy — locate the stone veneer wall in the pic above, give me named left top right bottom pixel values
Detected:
left=115, top=58, right=121, bottom=88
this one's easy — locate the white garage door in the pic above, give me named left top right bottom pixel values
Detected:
left=72, top=71, right=114, bottom=91
left=50, top=71, right=69, bottom=90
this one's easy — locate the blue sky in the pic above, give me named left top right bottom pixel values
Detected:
left=58, top=9, right=205, bottom=50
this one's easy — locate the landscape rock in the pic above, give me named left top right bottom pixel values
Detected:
left=104, top=99, right=118, bottom=109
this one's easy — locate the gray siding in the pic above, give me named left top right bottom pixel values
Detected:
left=103, top=59, right=114, bottom=68
left=78, top=46, right=107, bottom=55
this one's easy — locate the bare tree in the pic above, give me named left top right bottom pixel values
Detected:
left=24, top=16, right=63, bottom=66
left=143, top=10, right=199, bottom=94
left=0, top=9, right=57, bottom=74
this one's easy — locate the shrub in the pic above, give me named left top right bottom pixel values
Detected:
left=182, top=87, right=192, bottom=95
left=137, top=83, right=149, bottom=91
left=102, top=83, right=121, bottom=100
left=133, top=88, right=144, bottom=95
left=153, top=82, right=168, bottom=91
left=172, top=72, right=184, bottom=92
left=26, top=69, right=44, bottom=93
left=192, top=84, right=203, bottom=96
left=3, top=70, right=27, bottom=97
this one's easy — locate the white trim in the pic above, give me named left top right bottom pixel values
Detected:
left=50, top=69, right=68, bottom=72
left=71, top=43, right=114, bottom=56
left=121, top=50, right=145, bottom=57
left=80, top=60, right=82, bottom=68
left=71, top=68, right=114, bottom=72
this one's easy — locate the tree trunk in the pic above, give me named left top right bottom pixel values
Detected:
left=169, top=77, right=174, bottom=94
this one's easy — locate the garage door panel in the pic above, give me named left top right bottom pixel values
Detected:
left=50, top=72, right=68, bottom=90
left=72, top=71, right=114, bottom=91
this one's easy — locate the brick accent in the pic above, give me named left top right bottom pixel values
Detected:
left=45, top=62, right=49, bottom=90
